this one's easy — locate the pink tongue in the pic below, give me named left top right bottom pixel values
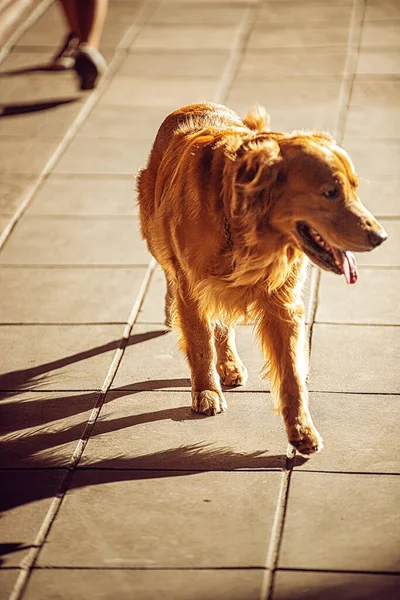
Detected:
left=332, top=248, right=358, bottom=285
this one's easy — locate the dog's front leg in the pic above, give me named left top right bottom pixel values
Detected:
left=256, top=302, right=323, bottom=455
left=176, top=286, right=227, bottom=416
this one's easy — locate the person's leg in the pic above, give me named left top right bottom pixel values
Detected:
left=58, top=0, right=81, bottom=38
left=77, top=0, right=109, bottom=49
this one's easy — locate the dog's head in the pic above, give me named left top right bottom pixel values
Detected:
left=227, top=130, right=387, bottom=285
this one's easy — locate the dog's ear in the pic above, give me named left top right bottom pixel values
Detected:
left=230, top=137, right=284, bottom=217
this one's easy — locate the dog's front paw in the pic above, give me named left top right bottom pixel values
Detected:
left=287, top=421, right=323, bottom=455
left=192, top=390, right=227, bottom=416
left=217, top=361, right=248, bottom=387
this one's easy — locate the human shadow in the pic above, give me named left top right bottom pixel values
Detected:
left=0, top=328, right=169, bottom=394
left=0, top=64, right=70, bottom=77
left=0, top=97, right=79, bottom=117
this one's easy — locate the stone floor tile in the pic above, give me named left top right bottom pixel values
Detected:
left=80, top=390, right=289, bottom=470
left=24, top=569, right=264, bottom=600
left=365, top=0, right=400, bottom=21
left=273, top=570, right=400, bottom=600
left=0, top=571, right=19, bottom=600
left=343, top=139, right=400, bottom=175
left=357, top=49, right=400, bottom=75
left=266, top=107, right=338, bottom=133
left=0, top=267, right=147, bottom=323
left=279, top=472, right=400, bottom=572
left=248, top=23, right=349, bottom=49
left=117, top=49, right=230, bottom=78
left=0, top=216, right=11, bottom=236
left=0, top=137, right=62, bottom=175
left=111, top=323, right=270, bottom=392
left=355, top=220, right=400, bottom=267
left=0, top=324, right=124, bottom=391
left=316, top=269, right=400, bottom=325
left=0, top=391, right=98, bottom=467
left=0, top=58, right=81, bottom=105
left=345, top=107, right=400, bottom=138
left=0, top=97, right=82, bottom=137
left=294, top=393, right=400, bottom=474
left=77, top=104, right=169, bottom=140
left=360, top=21, right=400, bottom=48
left=99, top=76, right=219, bottom=108
left=26, top=175, right=138, bottom=216
left=228, top=78, right=341, bottom=111
left=53, top=137, right=152, bottom=175
left=136, top=266, right=167, bottom=324
left=38, top=469, right=281, bottom=567
left=358, top=175, right=400, bottom=217
left=309, top=324, right=400, bottom=394
left=0, top=217, right=150, bottom=265
left=149, top=4, right=246, bottom=25
left=239, top=48, right=347, bottom=77
left=131, top=25, right=239, bottom=50
left=0, top=174, right=37, bottom=214
left=0, top=470, right=65, bottom=566
left=257, top=2, right=352, bottom=23
left=351, top=80, right=400, bottom=108
left=14, top=1, right=143, bottom=50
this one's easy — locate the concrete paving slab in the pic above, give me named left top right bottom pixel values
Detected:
left=0, top=572, right=19, bottom=600
left=351, top=80, right=400, bottom=108
left=0, top=217, right=11, bottom=236
left=248, top=23, right=349, bottom=49
left=37, top=469, right=281, bottom=568
left=345, top=107, right=400, bottom=138
left=0, top=174, right=37, bottom=214
left=360, top=21, right=400, bottom=48
left=99, top=75, right=220, bottom=108
left=228, top=77, right=341, bottom=111
left=0, top=324, right=124, bottom=391
left=53, top=137, right=152, bottom=175
left=0, top=391, right=98, bottom=468
left=111, top=323, right=270, bottom=393
left=0, top=267, right=147, bottom=323
left=316, top=270, right=400, bottom=325
left=14, top=0, right=144, bottom=51
left=264, top=107, right=338, bottom=134
left=80, top=390, right=289, bottom=470
left=239, top=48, right=347, bottom=77
left=77, top=104, right=170, bottom=140
left=273, top=570, right=400, bottom=600
left=293, top=393, right=400, bottom=474
left=24, top=569, right=264, bottom=600
left=26, top=175, right=137, bottom=216
left=365, top=0, right=400, bottom=21
left=357, top=49, right=400, bottom=75
left=309, top=324, right=400, bottom=394
left=0, top=217, right=150, bottom=265
left=0, top=97, right=82, bottom=137
left=358, top=175, right=400, bottom=217
left=355, top=220, right=400, bottom=267
left=0, top=137, right=62, bottom=175
left=0, top=470, right=65, bottom=566
left=279, top=472, right=400, bottom=572
left=131, top=25, right=239, bottom=51
left=149, top=4, right=246, bottom=25
left=257, top=2, right=353, bottom=23
left=343, top=139, right=400, bottom=175
left=117, top=49, right=230, bottom=78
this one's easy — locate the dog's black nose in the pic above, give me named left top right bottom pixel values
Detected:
left=368, top=229, right=388, bottom=248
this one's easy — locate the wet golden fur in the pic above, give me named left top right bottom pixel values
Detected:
left=138, top=102, right=386, bottom=454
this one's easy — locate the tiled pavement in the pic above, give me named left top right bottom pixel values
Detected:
left=0, top=0, right=399, bottom=599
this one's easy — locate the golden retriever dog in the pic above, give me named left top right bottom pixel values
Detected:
left=138, top=102, right=387, bottom=455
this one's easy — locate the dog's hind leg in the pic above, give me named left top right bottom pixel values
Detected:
left=255, top=301, right=323, bottom=455
left=175, top=282, right=227, bottom=416
left=214, top=322, right=248, bottom=387
left=164, top=271, right=175, bottom=329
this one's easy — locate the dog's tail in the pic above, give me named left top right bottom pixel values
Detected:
left=242, top=105, right=271, bottom=132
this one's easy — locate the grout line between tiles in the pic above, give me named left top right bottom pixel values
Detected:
left=0, top=0, right=54, bottom=66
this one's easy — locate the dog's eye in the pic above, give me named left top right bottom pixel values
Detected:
left=322, top=187, right=338, bottom=199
